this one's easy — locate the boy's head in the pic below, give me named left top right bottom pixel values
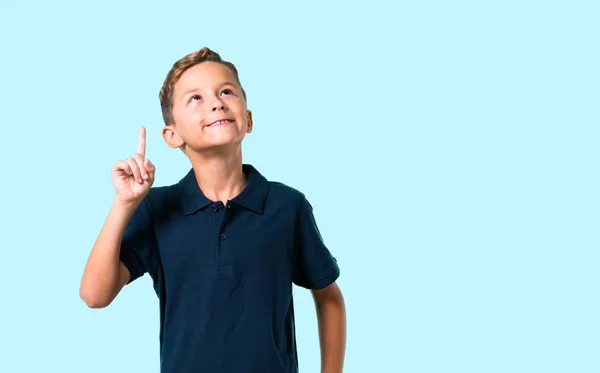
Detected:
left=159, top=47, right=252, bottom=154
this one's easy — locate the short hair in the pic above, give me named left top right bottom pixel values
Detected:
left=159, top=47, right=247, bottom=125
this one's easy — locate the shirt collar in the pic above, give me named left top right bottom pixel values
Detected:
left=179, top=164, right=269, bottom=215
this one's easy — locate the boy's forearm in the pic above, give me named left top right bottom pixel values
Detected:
left=79, top=200, right=137, bottom=307
left=313, top=284, right=347, bottom=373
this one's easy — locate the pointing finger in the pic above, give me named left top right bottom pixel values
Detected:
left=137, top=126, right=146, bottom=156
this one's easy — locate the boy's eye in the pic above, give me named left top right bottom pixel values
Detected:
left=221, top=89, right=233, bottom=95
left=189, top=94, right=202, bottom=102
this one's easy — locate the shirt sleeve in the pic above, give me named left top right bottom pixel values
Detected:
left=292, top=195, right=340, bottom=290
left=119, top=197, right=159, bottom=284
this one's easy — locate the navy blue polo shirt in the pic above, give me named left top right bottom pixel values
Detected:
left=119, top=164, right=340, bottom=373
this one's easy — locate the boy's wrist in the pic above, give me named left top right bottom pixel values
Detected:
left=111, top=198, right=140, bottom=217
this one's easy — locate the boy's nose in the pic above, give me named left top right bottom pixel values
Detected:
left=212, top=102, right=225, bottom=111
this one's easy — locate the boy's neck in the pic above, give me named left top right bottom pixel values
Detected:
left=188, top=147, right=247, bottom=205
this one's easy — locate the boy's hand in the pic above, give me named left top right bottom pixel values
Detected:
left=111, top=126, right=156, bottom=206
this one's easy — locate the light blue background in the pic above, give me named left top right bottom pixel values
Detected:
left=0, top=1, right=598, bottom=372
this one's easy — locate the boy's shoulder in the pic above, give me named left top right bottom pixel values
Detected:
left=140, top=183, right=181, bottom=216
left=266, top=180, right=307, bottom=201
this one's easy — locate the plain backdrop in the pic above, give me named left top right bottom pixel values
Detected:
left=0, top=1, right=598, bottom=372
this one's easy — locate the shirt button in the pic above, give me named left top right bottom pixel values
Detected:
left=211, top=204, right=219, bottom=213
left=219, top=233, right=226, bottom=240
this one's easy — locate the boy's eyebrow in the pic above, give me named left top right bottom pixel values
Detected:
left=182, top=88, right=200, bottom=97
left=181, top=82, right=237, bottom=98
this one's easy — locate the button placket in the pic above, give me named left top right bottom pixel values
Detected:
left=216, top=202, right=235, bottom=263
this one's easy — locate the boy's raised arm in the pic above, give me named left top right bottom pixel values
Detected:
left=79, top=126, right=155, bottom=308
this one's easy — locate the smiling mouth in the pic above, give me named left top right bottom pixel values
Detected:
left=205, top=119, right=235, bottom=127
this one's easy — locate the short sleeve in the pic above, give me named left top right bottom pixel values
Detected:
left=292, top=195, right=340, bottom=289
left=119, top=197, right=159, bottom=284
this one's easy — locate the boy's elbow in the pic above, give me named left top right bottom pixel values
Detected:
left=79, top=285, right=112, bottom=309
left=82, top=298, right=110, bottom=309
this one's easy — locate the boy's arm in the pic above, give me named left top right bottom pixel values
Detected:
left=312, top=282, right=347, bottom=373
left=291, top=194, right=345, bottom=371
left=79, top=126, right=155, bottom=308
left=79, top=201, right=137, bottom=308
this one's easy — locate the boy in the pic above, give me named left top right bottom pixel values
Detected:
left=79, top=47, right=346, bottom=373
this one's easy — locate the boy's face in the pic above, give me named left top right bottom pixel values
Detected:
left=162, top=61, right=252, bottom=153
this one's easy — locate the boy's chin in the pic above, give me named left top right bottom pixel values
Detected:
left=191, top=139, right=244, bottom=153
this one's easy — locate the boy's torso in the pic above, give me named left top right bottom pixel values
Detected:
left=141, top=165, right=302, bottom=373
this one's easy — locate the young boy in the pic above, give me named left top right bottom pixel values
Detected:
left=79, top=47, right=346, bottom=373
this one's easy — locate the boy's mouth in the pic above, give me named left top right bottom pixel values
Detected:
left=205, top=119, right=235, bottom=128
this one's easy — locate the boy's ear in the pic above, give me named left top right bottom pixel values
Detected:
left=246, top=110, right=253, bottom=134
left=162, top=124, right=184, bottom=149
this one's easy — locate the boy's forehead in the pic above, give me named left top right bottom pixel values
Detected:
left=175, top=62, right=236, bottom=93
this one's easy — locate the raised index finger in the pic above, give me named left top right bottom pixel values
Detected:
left=136, top=126, right=146, bottom=156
